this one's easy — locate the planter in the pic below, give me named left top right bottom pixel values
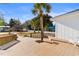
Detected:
left=0, top=34, right=17, bottom=46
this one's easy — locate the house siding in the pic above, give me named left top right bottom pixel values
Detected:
left=54, top=10, right=79, bottom=44
left=55, top=22, right=79, bottom=43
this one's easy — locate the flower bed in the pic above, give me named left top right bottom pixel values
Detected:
left=0, top=34, right=17, bottom=46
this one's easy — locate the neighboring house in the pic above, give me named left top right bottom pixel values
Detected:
left=53, top=9, right=79, bottom=44
left=0, top=26, right=10, bottom=32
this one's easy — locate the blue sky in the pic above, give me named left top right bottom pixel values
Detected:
left=0, top=3, right=79, bottom=23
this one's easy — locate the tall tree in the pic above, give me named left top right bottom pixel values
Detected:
left=0, top=19, right=5, bottom=26
left=43, top=14, right=52, bottom=30
left=14, top=19, right=21, bottom=25
left=13, top=19, right=22, bottom=31
left=32, top=3, right=51, bottom=42
left=30, top=14, right=52, bottom=32
left=30, top=16, right=40, bottom=33
left=0, top=12, right=5, bottom=26
left=9, top=18, right=15, bottom=28
left=22, top=20, right=32, bottom=30
left=9, top=18, right=15, bottom=34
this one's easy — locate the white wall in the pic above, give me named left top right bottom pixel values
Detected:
left=54, top=10, right=79, bottom=44
left=54, top=11, right=79, bottom=31
left=55, top=22, right=79, bottom=43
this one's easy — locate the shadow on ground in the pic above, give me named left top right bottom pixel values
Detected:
left=35, top=40, right=59, bottom=45
left=35, top=40, right=44, bottom=43
left=44, top=41, right=59, bottom=45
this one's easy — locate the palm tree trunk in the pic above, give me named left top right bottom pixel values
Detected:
left=40, top=15, right=44, bottom=42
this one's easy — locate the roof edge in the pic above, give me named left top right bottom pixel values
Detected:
left=53, top=9, right=79, bottom=19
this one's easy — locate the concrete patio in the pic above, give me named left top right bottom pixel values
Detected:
left=0, top=36, right=79, bottom=56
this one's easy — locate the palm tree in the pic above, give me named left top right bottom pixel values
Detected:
left=32, top=3, right=51, bottom=42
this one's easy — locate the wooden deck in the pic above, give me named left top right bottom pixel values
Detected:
left=0, top=36, right=79, bottom=56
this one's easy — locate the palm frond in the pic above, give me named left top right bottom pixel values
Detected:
left=32, top=9, right=38, bottom=15
left=45, top=4, right=51, bottom=13
left=34, top=3, right=40, bottom=9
